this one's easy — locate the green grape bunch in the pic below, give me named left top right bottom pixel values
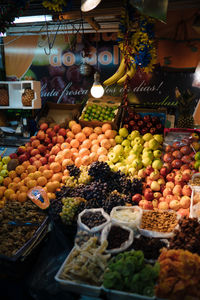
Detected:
left=60, top=197, right=85, bottom=225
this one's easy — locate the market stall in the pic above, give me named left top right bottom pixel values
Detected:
left=1, top=1, right=200, bottom=300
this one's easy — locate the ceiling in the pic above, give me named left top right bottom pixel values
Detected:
left=3, top=0, right=200, bottom=36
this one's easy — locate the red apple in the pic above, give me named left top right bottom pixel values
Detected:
left=172, top=150, right=182, bottom=159
left=160, top=167, right=169, bottom=177
left=174, top=174, right=184, bottom=185
left=165, top=145, right=175, bottom=153
left=51, top=136, right=57, bottom=145
left=151, top=181, right=160, bottom=191
left=25, top=142, right=31, bottom=148
left=50, top=145, right=60, bottom=155
left=180, top=145, right=192, bottom=155
left=182, top=169, right=193, bottom=177
left=18, top=153, right=28, bottom=163
left=191, top=142, right=200, bottom=151
left=29, top=156, right=37, bottom=164
left=37, top=130, right=46, bottom=141
left=58, top=128, right=66, bottom=137
left=137, top=169, right=146, bottom=178
left=152, top=199, right=158, bottom=208
left=144, top=188, right=154, bottom=201
left=158, top=201, right=169, bottom=210
left=149, top=170, right=160, bottom=180
left=181, top=155, right=192, bottom=164
left=65, top=137, right=72, bottom=143
left=173, top=141, right=181, bottom=149
left=163, top=162, right=172, bottom=172
left=165, top=194, right=174, bottom=204
left=171, top=159, right=182, bottom=169
left=47, top=130, right=56, bottom=138
left=177, top=208, right=189, bottom=217
left=17, top=146, right=26, bottom=155
left=163, top=187, right=172, bottom=197
left=40, top=123, right=48, bottom=131
left=37, top=144, right=47, bottom=154
left=35, top=154, right=42, bottom=160
left=173, top=185, right=182, bottom=196
left=166, top=173, right=175, bottom=182
left=182, top=172, right=191, bottom=182
left=180, top=196, right=190, bottom=209
left=47, top=143, right=53, bottom=150
left=163, top=153, right=173, bottom=163
left=180, top=164, right=190, bottom=171
left=26, top=146, right=33, bottom=154
left=44, top=137, right=51, bottom=145
left=139, top=199, right=153, bottom=210
left=39, top=157, right=48, bottom=165
left=48, top=155, right=56, bottom=163
left=153, top=192, right=162, bottom=199
left=57, top=135, right=65, bottom=144
left=53, top=124, right=60, bottom=132
left=158, top=178, right=165, bottom=185
left=30, top=136, right=37, bottom=142
left=9, top=153, right=18, bottom=159
left=159, top=197, right=165, bottom=202
left=182, top=185, right=192, bottom=196
left=189, top=161, right=195, bottom=169
left=189, top=151, right=195, bottom=159
left=145, top=166, right=154, bottom=175
left=166, top=181, right=175, bottom=189
left=132, top=193, right=142, bottom=204
left=169, top=200, right=181, bottom=211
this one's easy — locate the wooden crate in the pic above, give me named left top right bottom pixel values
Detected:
left=79, top=95, right=122, bottom=130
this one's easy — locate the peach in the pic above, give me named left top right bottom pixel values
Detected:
left=37, top=130, right=46, bottom=141
left=53, top=124, right=60, bottom=132
left=89, top=152, right=98, bottom=162
left=57, top=135, right=65, bottom=144
left=97, top=147, right=107, bottom=156
left=82, top=127, right=93, bottom=137
left=94, top=127, right=102, bottom=135
left=66, top=131, right=75, bottom=139
left=91, top=139, right=99, bottom=146
left=61, top=142, right=71, bottom=150
left=32, top=139, right=40, bottom=148
left=50, top=162, right=62, bottom=173
left=30, top=149, right=40, bottom=156
left=51, top=145, right=60, bottom=155
left=37, top=144, right=46, bottom=154
left=89, top=133, right=98, bottom=141
left=55, top=154, right=63, bottom=164
left=58, top=128, right=66, bottom=137
left=75, top=157, right=82, bottom=167
left=62, top=149, right=72, bottom=159
left=109, top=138, right=116, bottom=147
left=40, top=123, right=48, bottom=131
left=98, top=155, right=108, bottom=162
left=70, top=139, right=80, bottom=148
left=62, top=158, right=73, bottom=168
left=68, top=120, right=77, bottom=129
left=81, top=155, right=91, bottom=166
left=71, top=124, right=81, bottom=134
left=97, top=134, right=106, bottom=142
left=48, top=155, right=56, bottom=163
left=39, top=157, right=48, bottom=165
left=104, top=129, right=117, bottom=139
left=81, top=139, right=92, bottom=149
left=102, top=123, right=112, bottom=133
left=100, top=138, right=111, bottom=149
left=75, top=132, right=86, bottom=143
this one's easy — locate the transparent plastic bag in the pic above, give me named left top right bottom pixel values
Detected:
left=77, top=208, right=110, bottom=233
left=110, top=206, right=142, bottom=231
left=190, top=186, right=200, bottom=219
left=100, top=223, right=133, bottom=254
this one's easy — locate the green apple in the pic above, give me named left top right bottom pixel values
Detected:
left=124, top=146, right=132, bottom=156
left=126, top=154, right=137, bottom=164
left=132, top=158, right=143, bottom=170
left=142, top=150, right=154, bottom=161
left=113, top=145, right=124, bottom=156
left=122, top=139, right=131, bottom=147
left=143, top=141, right=149, bottom=148
left=143, top=133, right=153, bottom=142
left=195, top=152, right=200, bottom=161
left=2, top=156, right=11, bottom=165
left=133, top=137, right=144, bottom=145
left=0, top=162, right=3, bottom=171
left=115, top=135, right=124, bottom=144
left=152, top=159, right=163, bottom=170
left=129, top=167, right=137, bottom=175
left=0, top=175, right=3, bottom=184
left=119, top=166, right=128, bottom=175
left=153, top=150, right=162, bottom=158
left=119, top=127, right=129, bottom=138
left=127, top=134, right=133, bottom=141
left=154, top=134, right=163, bottom=144
left=108, top=152, right=120, bottom=163
left=148, top=138, right=160, bottom=150
left=132, top=144, right=143, bottom=155
left=142, top=157, right=152, bottom=167
left=0, top=169, right=8, bottom=177
left=129, top=130, right=140, bottom=140
left=2, top=164, right=7, bottom=170
left=194, top=160, right=200, bottom=170
left=115, top=162, right=124, bottom=169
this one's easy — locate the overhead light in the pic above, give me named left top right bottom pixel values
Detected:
left=81, top=0, right=102, bottom=12
left=14, top=15, right=52, bottom=24
left=0, top=32, right=6, bottom=37
left=90, top=72, right=104, bottom=98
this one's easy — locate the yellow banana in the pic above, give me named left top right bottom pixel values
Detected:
left=103, top=57, right=126, bottom=86
left=117, top=65, right=136, bottom=85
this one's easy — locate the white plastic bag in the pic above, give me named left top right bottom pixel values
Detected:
left=100, top=223, right=133, bottom=254
left=110, top=206, right=142, bottom=231
left=138, top=210, right=180, bottom=239
left=77, top=208, right=110, bottom=233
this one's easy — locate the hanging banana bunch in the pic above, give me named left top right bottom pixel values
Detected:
left=103, top=0, right=156, bottom=87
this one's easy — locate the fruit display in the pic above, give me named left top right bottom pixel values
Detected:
left=80, top=103, right=118, bottom=122
left=122, top=107, right=165, bottom=135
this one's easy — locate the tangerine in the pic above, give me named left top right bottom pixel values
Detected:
left=17, top=192, right=27, bottom=202
left=9, top=170, right=17, bottom=179
left=15, top=165, right=25, bottom=175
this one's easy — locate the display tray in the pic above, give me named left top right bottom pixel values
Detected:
left=55, top=247, right=102, bottom=297
left=103, top=287, right=156, bottom=300
left=0, top=216, right=49, bottom=262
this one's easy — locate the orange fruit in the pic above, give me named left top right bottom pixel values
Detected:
left=4, top=189, right=15, bottom=200
left=33, top=171, right=42, bottom=180
left=21, top=172, right=28, bottom=180
left=3, top=177, right=12, bottom=187
left=17, top=192, right=27, bottom=203
left=0, top=190, right=4, bottom=198
left=46, top=181, right=60, bottom=193
left=27, top=165, right=37, bottom=174
left=19, top=186, right=28, bottom=193
left=22, top=161, right=30, bottom=169
left=24, top=177, right=31, bottom=186
left=49, top=162, right=62, bottom=173
left=38, top=166, right=46, bottom=173
left=47, top=192, right=56, bottom=200
left=37, top=176, right=48, bottom=187
left=0, top=186, right=6, bottom=194
left=13, top=177, right=21, bottom=184
left=10, top=193, right=18, bottom=201
left=51, top=173, right=62, bottom=182
left=15, top=165, right=25, bottom=175
left=9, top=170, right=17, bottom=179
left=43, top=169, right=53, bottom=179
left=27, top=179, right=37, bottom=189
left=28, top=172, right=35, bottom=180
left=8, top=182, right=18, bottom=192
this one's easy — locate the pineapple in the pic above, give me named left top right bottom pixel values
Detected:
left=175, top=87, right=196, bottom=128
left=0, top=88, right=9, bottom=106
left=22, top=89, right=34, bottom=106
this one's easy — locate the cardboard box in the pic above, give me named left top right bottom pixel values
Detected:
left=79, top=95, right=122, bottom=129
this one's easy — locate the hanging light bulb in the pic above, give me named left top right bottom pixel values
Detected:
left=90, top=71, right=104, bottom=98
left=81, top=0, right=102, bottom=12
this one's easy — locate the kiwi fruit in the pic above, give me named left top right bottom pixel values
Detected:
left=7, top=159, right=19, bottom=171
